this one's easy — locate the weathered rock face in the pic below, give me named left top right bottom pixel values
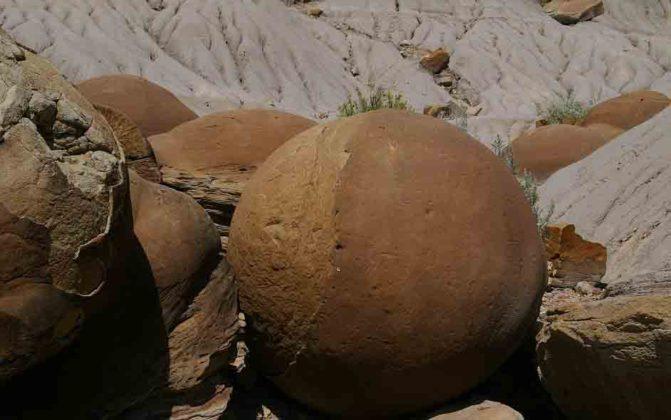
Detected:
left=543, top=0, right=604, bottom=24
left=544, top=224, right=607, bottom=288
left=537, top=295, right=671, bottom=420
left=149, top=109, right=316, bottom=246
left=512, top=123, right=623, bottom=181
left=229, top=110, right=546, bottom=417
left=76, top=74, right=197, bottom=137
left=580, top=90, right=670, bottom=131
left=129, top=170, right=221, bottom=330
left=0, top=29, right=128, bottom=381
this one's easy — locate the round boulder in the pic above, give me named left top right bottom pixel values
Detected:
left=76, top=75, right=197, bottom=137
left=148, top=109, right=317, bottom=173
left=512, top=123, right=623, bottom=181
left=580, top=90, right=670, bottom=130
left=0, top=30, right=129, bottom=381
left=228, top=110, right=546, bottom=417
left=129, top=170, right=221, bottom=330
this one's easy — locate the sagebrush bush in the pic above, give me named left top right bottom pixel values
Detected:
left=338, top=87, right=410, bottom=117
left=492, top=135, right=553, bottom=237
left=539, top=91, right=589, bottom=125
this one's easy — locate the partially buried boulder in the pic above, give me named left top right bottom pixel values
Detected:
left=0, top=29, right=129, bottom=382
left=580, top=90, right=670, bottom=131
left=149, top=109, right=316, bottom=247
left=512, top=123, right=623, bottom=181
left=129, top=170, right=221, bottom=330
left=228, top=110, right=546, bottom=417
left=76, top=74, right=197, bottom=137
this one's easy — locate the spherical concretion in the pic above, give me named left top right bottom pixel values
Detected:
left=512, top=123, right=623, bottom=181
left=129, top=170, right=220, bottom=330
left=581, top=90, right=670, bottom=131
left=0, top=30, right=130, bottom=380
left=76, top=74, right=198, bottom=137
left=148, top=109, right=317, bottom=173
left=228, top=110, right=547, bottom=417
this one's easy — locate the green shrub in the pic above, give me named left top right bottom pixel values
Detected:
left=338, top=87, right=410, bottom=117
left=492, top=135, right=553, bottom=237
left=539, top=91, right=589, bottom=125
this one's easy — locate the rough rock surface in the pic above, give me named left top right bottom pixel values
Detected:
left=149, top=109, right=316, bottom=245
left=537, top=295, right=671, bottom=420
left=544, top=224, right=607, bottom=288
left=512, top=122, right=623, bottom=180
left=129, top=170, right=221, bottom=330
left=94, top=104, right=151, bottom=160
left=543, top=0, right=604, bottom=24
left=580, top=90, right=670, bottom=130
left=429, top=400, right=523, bottom=420
left=229, top=110, right=546, bottom=417
left=2, top=0, right=670, bottom=142
left=540, top=107, right=671, bottom=293
left=0, top=28, right=128, bottom=381
left=76, top=74, right=197, bottom=137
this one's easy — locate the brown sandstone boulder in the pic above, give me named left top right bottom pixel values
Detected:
left=543, top=0, right=604, bottom=24
left=537, top=295, right=671, bottom=420
left=149, top=109, right=316, bottom=246
left=512, top=123, right=623, bottom=181
left=544, top=224, right=607, bottom=288
left=129, top=170, right=221, bottom=330
left=420, top=48, right=451, bottom=74
left=76, top=74, right=197, bottom=137
left=580, top=90, right=670, bottom=131
left=0, top=29, right=130, bottom=381
left=228, top=110, right=546, bottom=417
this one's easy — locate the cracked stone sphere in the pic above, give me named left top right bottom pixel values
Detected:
left=228, top=110, right=547, bottom=417
left=0, top=29, right=129, bottom=381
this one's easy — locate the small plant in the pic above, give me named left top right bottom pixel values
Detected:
left=491, top=135, right=553, bottom=237
left=338, top=87, right=410, bottom=117
left=539, top=91, right=589, bottom=125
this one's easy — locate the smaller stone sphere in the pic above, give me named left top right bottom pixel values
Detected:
left=229, top=110, right=546, bottom=417
left=581, top=90, right=670, bottom=130
left=77, top=75, right=197, bottom=137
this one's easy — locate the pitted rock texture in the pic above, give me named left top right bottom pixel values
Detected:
left=0, top=28, right=127, bottom=381
left=1, top=0, right=670, bottom=142
left=129, top=170, right=221, bottom=331
left=76, top=74, right=198, bottom=137
left=228, top=110, right=546, bottom=417
left=537, top=295, right=671, bottom=420
left=540, top=107, right=671, bottom=293
left=149, top=109, right=316, bottom=245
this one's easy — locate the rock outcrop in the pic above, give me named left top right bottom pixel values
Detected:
left=229, top=110, right=546, bottom=417
left=76, top=74, right=197, bottom=137
left=537, top=295, right=671, bottom=420
left=149, top=109, right=316, bottom=247
left=129, top=170, right=221, bottom=330
left=544, top=224, right=607, bottom=288
left=0, top=28, right=129, bottom=382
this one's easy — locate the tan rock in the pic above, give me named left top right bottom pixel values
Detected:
left=129, top=170, right=221, bottom=330
left=0, top=29, right=130, bottom=381
left=580, top=90, right=671, bottom=131
left=544, top=0, right=604, bottom=24
left=537, top=294, right=671, bottom=420
left=429, top=400, right=523, bottom=420
left=544, top=224, right=607, bottom=288
left=149, top=109, right=316, bottom=244
left=420, top=48, right=450, bottom=74
left=307, top=7, right=323, bottom=17
left=511, top=123, right=623, bottom=181
left=76, top=75, right=198, bottom=137
left=229, top=110, right=546, bottom=417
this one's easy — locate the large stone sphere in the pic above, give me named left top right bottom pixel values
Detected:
left=228, top=110, right=546, bottom=417
left=76, top=75, right=197, bottom=137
